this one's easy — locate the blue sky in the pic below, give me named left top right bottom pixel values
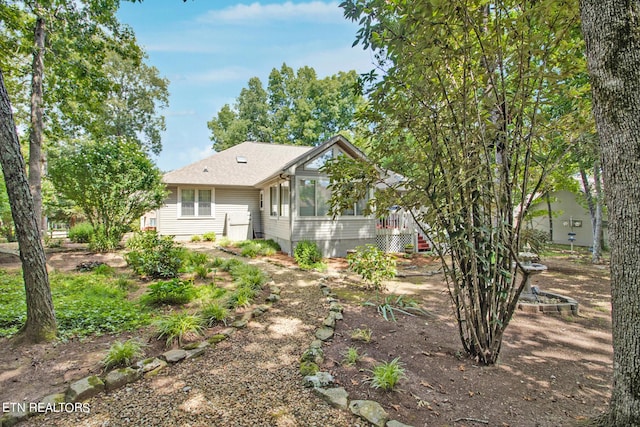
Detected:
left=116, top=1, right=374, bottom=172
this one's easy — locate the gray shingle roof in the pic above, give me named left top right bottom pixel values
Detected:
left=163, top=142, right=313, bottom=187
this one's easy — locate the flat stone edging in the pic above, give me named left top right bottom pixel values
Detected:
left=0, top=280, right=281, bottom=427
left=517, top=291, right=579, bottom=315
left=299, top=277, right=414, bottom=427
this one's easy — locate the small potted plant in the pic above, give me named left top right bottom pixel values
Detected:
left=404, top=243, right=415, bottom=254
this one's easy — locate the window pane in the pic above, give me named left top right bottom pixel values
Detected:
left=317, top=178, right=331, bottom=216
left=198, top=190, right=211, bottom=216
left=181, top=189, right=195, bottom=216
left=270, top=186, right=278, bottom=216
left=355, top=196, right=367, bottom=216
left=279, top=182, right=289, bottom=217
left=299, top=179, right=316, bottom=216
left=304, top=149, right=333, bottom=170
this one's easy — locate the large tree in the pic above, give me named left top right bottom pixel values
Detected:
left=580, top=1, right=640, bottom=424
left=207, top=63, right=364, bottom=150
left=0, top=69, right=56, bottom=342
left=48, top=138, right=166, bottom=251
left=331, top=0, right=584, bottom=364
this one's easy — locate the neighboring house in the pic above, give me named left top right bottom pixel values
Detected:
left=528, top=189, right=609, bottom=248
left=152, top=135, right=378, bottom=257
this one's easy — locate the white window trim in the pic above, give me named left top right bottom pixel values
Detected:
left=177, top=187, right=215, bottom=219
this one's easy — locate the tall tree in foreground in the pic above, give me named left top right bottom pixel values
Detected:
left=330, top=0, right=584, bottom=364
left=0, top=69, right=56, bottom=342
left=580, top=1, right=640, bottom=424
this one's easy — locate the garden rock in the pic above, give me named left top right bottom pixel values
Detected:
left=313, top=387, right=349, bottom=410
left=329, top=302, right=343, bottom=313
left=301, top=346, right=324, bottom=365
left=349, top=400, right=389, bottom=427
left=231, top=319, right=248, bottom=329
left=104, top=367, right=141, bottom=392
left=303, top=371, right=334, bottom=388
left=161, top=349, right=187, bottom=363
left=136, top=357, right=168, bottom=377
left=185, top=342, right=209, bottom=359
left=65, top=375, right=105, bottom=403
left=315, top=326, right=334, bottom=341
left=387, top=420, right=414, bottom=427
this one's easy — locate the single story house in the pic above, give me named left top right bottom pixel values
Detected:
left=150, top=135, right=378, bottom=257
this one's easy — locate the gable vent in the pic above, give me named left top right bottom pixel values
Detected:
left=236, top=156, right=247, bottom=163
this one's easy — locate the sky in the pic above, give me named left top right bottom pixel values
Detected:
left=116, top=0, right=375, bottom=172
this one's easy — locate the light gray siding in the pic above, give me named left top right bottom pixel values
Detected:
left=292, top=218, right=376, bottom=257
left=157, top=186, right=261, bottom=241
left=530, top=189, right=609, bottom=247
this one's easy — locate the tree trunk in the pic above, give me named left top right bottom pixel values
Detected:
left=29, top=13, right=45, bottom=236
left=592, top=165, right=603, bottom=263
left=0, top=69, right=56, bottom=343
left=545, top=192, right=554, bottom=242
left=580, top=1, right=640, bottom=425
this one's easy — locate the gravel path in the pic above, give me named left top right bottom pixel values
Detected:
left=23, top=258, right=362, bottom=427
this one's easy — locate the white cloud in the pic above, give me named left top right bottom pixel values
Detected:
left=199, top=1, right=343, bottom=24
left=290, top=45, right=375, bottom=77
left=185, top=144, right=215, bottom=163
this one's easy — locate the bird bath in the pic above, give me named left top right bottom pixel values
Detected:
left=516, top=249, right=579, bottom=315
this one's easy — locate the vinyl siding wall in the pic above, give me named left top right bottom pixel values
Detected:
left=158, top=186, right=261, bottom=240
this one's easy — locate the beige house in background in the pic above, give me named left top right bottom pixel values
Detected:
left=149, top=135, right=376, bottom=257
left=529, top=189, right=608, bottom=248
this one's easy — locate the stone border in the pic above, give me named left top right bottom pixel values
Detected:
left=298, top=277, right=414, bottom=427
left=517, top=291, right=579, bottom=315
left=0, top=282, right=282, bottom=427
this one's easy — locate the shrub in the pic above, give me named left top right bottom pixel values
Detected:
left=93, top=263, right=115, bottom=276
left=230, top=263, right=267, bottom=290
left=190, top=235, right=202, bottom=242
left=102, top=339, right=145, bottom=370
left=125, top=231, right=185, bottom=278
left=202, top=231, right=217, bottom=242
left=368, top=357, right=405, bottom=391
left=217, top=237, right=233, bottom=247
left=350, top=327, right=373, bottom=343
left=200, top=302, right=229, bottom=327
left=519, top=228, right=550, bottom=254
left=155, top=312, right=204, bottom=347
left=89, top=226, right=121, bottom=252
left=239, top=241, right=262, bottom=258
left=348, top=244, right=397, bottom=291
left=194, top=264, right=211, bottom=280
left=294, top=240, right=323, bottom=270
left=226, top=286, right=257, bottom=309
left=68, top=222, right=94, bottom=243
left=142, top=278, right=196, bottom=305
left=342, top=346, right=365, bottom=366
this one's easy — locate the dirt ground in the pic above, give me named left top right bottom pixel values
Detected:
left=0, top=244, right=612, bottom=426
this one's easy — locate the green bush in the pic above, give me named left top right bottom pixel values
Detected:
left=294, top=240, right=323, bottom=270
left=125, top=231, right=185, bottom=278
left=230, top=263, right=267, bottom=290
left=68, top=222, right=94, bottom=243
left=190, top=235, right=202, bottom=242
left=200, top=302, right=229, bottom=327
left=226, top=286, right=257, bottom=309
left=154, top=311, right=204, bottom=347
left=240, top=241, right=262, bottom=258
left=102, top=339, right=145, bottom=370
left=142, top=278, right=196, bottom=305
left=202, top=232, right=217, bottom=242
left=348, top=244, right=397, bottom=291
left=368, top=357, right=405, bottom=391
left=89, top=226, right=121, bottom=252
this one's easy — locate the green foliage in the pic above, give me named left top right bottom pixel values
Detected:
left=226, top=286, right=257, bottom=309
left=350, top=328, right=372, bottom=343
left=68, top=222, right=94, bottom=243
left=238, top=239, right=280, bottom=258
left=347, top=245, right=397, bottom=291
left=200, top=302, right=229, bottom=327
left=368, top=357, right=405, bottom=391
left=102, top=339, right=145, bottom=370
left=229, top=263, right=267, bottom=290
left=93, top=263, right=115, bottom=276
left=365, top=294, right=429, bottom=322
left=294, top=240, right=324, bottom=270
left=142, top=278, right=196, bottom=306
left=519, top=228, right=551, bottom=254
left=299, top=361, right=320, bottom=376
left=342, top=347, right=365, bottom=366
left=202, top=232, right=217, bottom=242
left=48, top=140, right=167, bottom=250
left=239, top=241, right=262, bottom=258
left=190, top=235, right=202, bottom=242
left=89, top=226, right=121, bottom=252
left=154, top=312, right=204, bottom=347
left=207, top=64, right=364, bottom=150
left=125, top=232, right=185, bottom=279
left=194, top=265, right=211, bottom=280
